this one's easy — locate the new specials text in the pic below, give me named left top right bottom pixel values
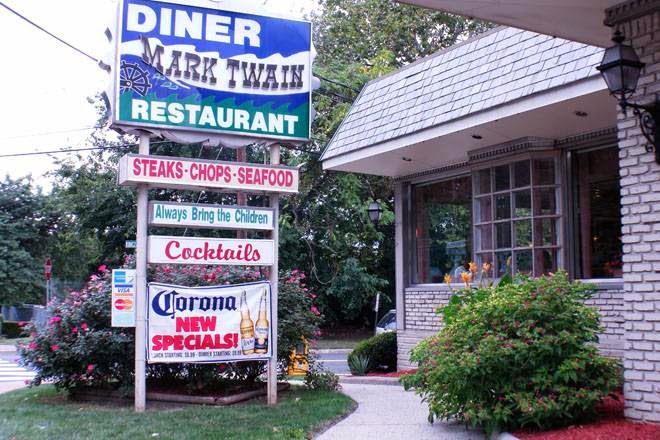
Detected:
left=130, top=156, right=296, bottom=189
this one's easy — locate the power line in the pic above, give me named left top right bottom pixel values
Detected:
left=0, top=126, right=98, bottom=141
left=314, top=72, right=361, bottom=94
left=0, top=1, right=100, bottom=64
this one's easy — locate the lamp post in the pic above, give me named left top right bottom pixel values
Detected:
left=367, top=201, right=383, bottom=226
left=597, top=30, right=660, bottom=163
left=44, top=257, right=52, bottom=304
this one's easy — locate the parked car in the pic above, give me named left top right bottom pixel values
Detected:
left=375, top=309, right=396, bottom=334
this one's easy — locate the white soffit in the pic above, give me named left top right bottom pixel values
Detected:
left=324, top=77, right=617, bottom=177
left=397, top=0, right=621, bottom=47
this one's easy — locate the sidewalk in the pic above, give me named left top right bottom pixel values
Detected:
left=316, top=382, right=484, bottom=440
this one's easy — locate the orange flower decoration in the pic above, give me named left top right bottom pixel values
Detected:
left=469, top=262, right=477, bottom=274
left=460, top=271, right=472, bottom=286
left=443, top=274, right=452, bottom=285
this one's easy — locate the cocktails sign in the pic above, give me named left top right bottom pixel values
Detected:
left=147, top=281, right=272, bottom=363
left=113, top=0, right=312, bottom=141
left=148, top=235, right=274, bottom=266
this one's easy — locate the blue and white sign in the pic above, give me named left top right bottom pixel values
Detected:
left=112, top=0, right=313, bottom=141
left=149, top=201, right=274, bottom=230
left=112, top=269, right=137, bottom=327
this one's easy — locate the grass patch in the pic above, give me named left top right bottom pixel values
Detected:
left=315, top=327, right=372, bottom=350
left=0, top=385, right=355, bottom=440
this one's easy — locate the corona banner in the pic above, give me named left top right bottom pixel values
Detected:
left=112, top=0, right=313, bottom=141
left=147, top=281, right=272, bottom=363
left=118, top=154, right=299, bottom=193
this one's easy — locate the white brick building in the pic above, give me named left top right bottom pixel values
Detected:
left=321, top=0, right=660, bottom=424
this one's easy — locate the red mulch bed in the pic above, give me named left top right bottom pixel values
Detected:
left=366, top=369, right=417, bottom=378
left=515, top=392, right=660, bottom=440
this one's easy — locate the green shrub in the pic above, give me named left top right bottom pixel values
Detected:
left=18, top=261, right=321, bottom=391
left=1, top=321, right=23, bottom=339
left=401, top=272, right=621, bottom=436
left=304, top=361, right=340, bottom=391
left=347, top=331, right=396, bottom=374
left=347, top=353, right=371, bottom=376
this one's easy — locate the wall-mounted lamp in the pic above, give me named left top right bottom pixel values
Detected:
left=597, top=30, right=660, bottom=163
left=367, top=201, right=383, bottom=226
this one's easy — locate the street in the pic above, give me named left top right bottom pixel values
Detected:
left=314, top=350, right=350, bottom=375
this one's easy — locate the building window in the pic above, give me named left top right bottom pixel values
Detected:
left=473, top=158, right=561, bottom=277
left=412, top=176, right=472, bottom=284
left=572, top=146, right=622, bottom=278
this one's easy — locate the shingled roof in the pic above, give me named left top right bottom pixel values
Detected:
left=320, top=26, right=604, bottom=163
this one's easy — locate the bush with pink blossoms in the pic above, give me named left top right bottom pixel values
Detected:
left=18, top=261, right=321, bottom=392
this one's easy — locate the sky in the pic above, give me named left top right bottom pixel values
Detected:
left=0, top=0, right=317, bottom=191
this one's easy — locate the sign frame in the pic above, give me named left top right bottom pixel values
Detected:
left=118, top=154, right=300, bottom=194
left=148, top=235, right=275, bottom=266
left=148, top=201, right=275, bottom=231
left=111, top=0, right=314, bottom=142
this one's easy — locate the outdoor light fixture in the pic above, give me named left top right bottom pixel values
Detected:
left=367, top=201, right=384, bottom=226
left=597, top=30, right=660, bottom=163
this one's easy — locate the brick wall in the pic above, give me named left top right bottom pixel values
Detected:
left=398, top=285, right=625, bottom=369
left=607, top=5, right=660, bottom=423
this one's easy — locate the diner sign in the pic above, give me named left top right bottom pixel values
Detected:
left=112, top=0, right=313, bottom=141
left=118, top=154, right=299, bottom=193
left=148, top=235, right=274, bottom=266
left=147, top=281, right=272, bottom=363
left=149, top=202, right=274, bottom=230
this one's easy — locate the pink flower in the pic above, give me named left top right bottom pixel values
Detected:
left=98, top=264, right=107, bottom=273
left=28, top=342, right=38, bottom=350
left=311, top=294, right=317, bottom=299
left=86, top=364, right=95, bottom=373
left=310, top=306, right=321, bottom=316
left=299, top=273, right=305, bottom=279
left=48, top=316, right=62, bottom=326
left=164, top=266, right=172, bottom=273
left=30, top=332, right=37, bottom=338
left=81, top=323, right=89, bottom=330
left=72, top=327, right=78, bottom=334
left=50, top=345, right=59, bottom=351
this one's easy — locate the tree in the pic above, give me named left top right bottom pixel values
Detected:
left=0, top=176, right=54, bottom=304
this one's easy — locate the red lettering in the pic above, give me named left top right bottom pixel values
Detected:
left=193, top=247, right=204, bottom=259
left=190, top=163, right=198, bottom=180
left=148, top=159, right=157, bottom=176
left=151, top=335, right=163, bottom=351
left=165, top=241, right=181, bottom=259
left=237, top=166, right=245, bottom=183
left=223, top=166, right=231, bottom=183
left=182, top=248, right=192, bottom=259
left=132, top=158, right=142, bottom=176
left=285, top=171, right=293, bottom=187
left=175, top=161, right=183, bottom=179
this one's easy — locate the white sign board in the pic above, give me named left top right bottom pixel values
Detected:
left=118, top=154, right=299, bottom=193
left=111, top=269, right=136, bottom=327
left=149, top=202, right=274, bottom=231
left=148, top=235, right=274, bottom=266
left=147, top=281, right=272, bottom=363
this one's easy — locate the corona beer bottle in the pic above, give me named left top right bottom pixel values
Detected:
left=254, top=288, right=269, bottom=354
left=239, top=291, right=255, bottom=354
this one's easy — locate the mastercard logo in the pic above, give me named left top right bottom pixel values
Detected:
left=114, top=298, right=134, bottom=311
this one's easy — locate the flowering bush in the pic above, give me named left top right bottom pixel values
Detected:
left=19, top=261, right=321, bottom=392
left=401, top=272, right=621, bottom=436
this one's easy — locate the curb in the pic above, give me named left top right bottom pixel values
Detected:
left=338, top=375, right=402, bottom=386
left=0, top=345, right=18, bottom=353
left=312, top=349, right=352, bottom=354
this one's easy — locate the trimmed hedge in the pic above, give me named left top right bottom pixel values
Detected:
left=348, top=331, right=396, bottom=374
left=1, top=321, right=23, bottom=339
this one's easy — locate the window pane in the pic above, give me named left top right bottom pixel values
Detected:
left=574, top=147, right=622, bottom=278
left=476, top=196, right=492, bottom=222
left=513, top=160, right=531, bottom=188
left=496, top=222, right=511, bottom=248
left=515, top=220, right=533, bottom=247
left=515, top=250, right=533, bottom=275
left=495, top=194, right=511, bottom=219
left=534, top=188, right=556, bottom=215
left=496, top=251, right=512, bottom=277
left=476, top=225, right=493, bottom=251
left=534, top=218, right=558, bottom=246
left=514, top=190, right=532, bottom=218
left=533, top=158, right=556, bottom=185
left=495, top=165, right=510, bottom=191
left=476, top=169, right=491, bottom=195
left=413, top=176, right=472, bottom=283
left=534, top=249, right=557, bottom=276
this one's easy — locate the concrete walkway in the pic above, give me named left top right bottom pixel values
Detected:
left=316, top=382, right=484, bottom=440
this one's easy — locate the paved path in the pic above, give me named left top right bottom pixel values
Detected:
left=316, top=383, right=484, bottom=440
left=0, top=358, right=34, bottom=383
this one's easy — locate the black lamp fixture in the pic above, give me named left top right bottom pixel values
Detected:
left=597, top=30, right=660, bottom=163
left=367, top=201, right=383, bottom=226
